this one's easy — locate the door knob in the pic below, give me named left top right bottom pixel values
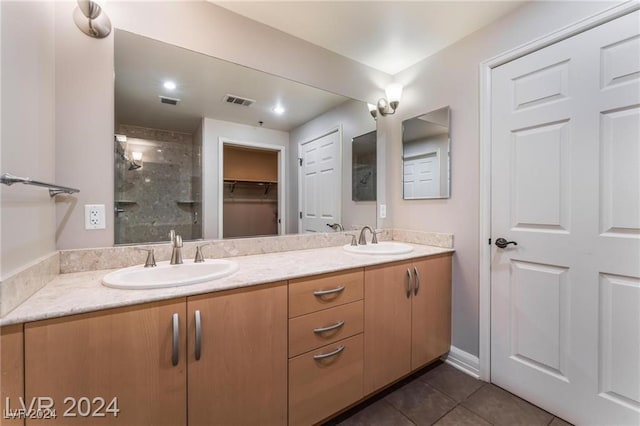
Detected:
left=495, top=238, right=518, bottom=249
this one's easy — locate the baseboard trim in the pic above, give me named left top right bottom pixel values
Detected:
left=442, top=346, right=480, bottom=379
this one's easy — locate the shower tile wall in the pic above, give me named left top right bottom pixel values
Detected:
left=115, top=124, right=202, bottom=244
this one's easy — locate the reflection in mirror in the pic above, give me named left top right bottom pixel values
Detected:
left=352, top=131, right=376, bottom=202
left=402, top=107, right=451, bottom=199
left=114, top=30, right=376, bottom=245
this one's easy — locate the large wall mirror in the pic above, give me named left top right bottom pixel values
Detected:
left=114, top=30, right=376, bottom=245
left=402, top=106, right=451, bottom=199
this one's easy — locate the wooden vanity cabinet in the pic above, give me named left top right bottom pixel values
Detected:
left=21, top=282, right=288, bottom=426
left=288, top=270, right=365, bottom=426
left=364, top=254, right=452, bottom=394
left=1, top=324, right=25, bottom=426
left=186, top=282, right=287, bottom=426
left=23, top=299, right=188, bottom=426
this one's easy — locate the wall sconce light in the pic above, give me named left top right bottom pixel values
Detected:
left=129, top=151, right=143, bottom=170
left=73, top=0, right=112, bottom=39
left=369, top=83, right=403, bottom=120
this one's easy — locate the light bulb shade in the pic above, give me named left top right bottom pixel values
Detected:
left=367, top=103, right=377, bottom=112
left=131, top=151, right=143, bottom=161
left=74, top=0, right=112, bottom=38
left=385, top=83, right=403, bottom=104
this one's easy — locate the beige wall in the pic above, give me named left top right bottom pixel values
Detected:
left=53, top=0, right=390, bottom=250
left=1, top=1, right=56, bottom=279
left=385, top=1, right=621, bottom=356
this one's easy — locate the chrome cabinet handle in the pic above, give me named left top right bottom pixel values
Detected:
left=195, top=310, right=202, bottom=361
left=313, top=286, right=345, bottom=297
left=413, top=266, right=420, bottom=296
left=313, top=345, right=345, bottom=360
left=313, top=320, right=345, bottom=334
left=406, top=268, right=413, bottom=298
left=172, top=313, right=179, bottom=366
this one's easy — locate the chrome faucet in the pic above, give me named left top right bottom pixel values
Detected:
left=135, top=248, right=157, bottom=268
left=169, top=230, right=183, bottom=265
left=358, top=226, right=379, bottom=245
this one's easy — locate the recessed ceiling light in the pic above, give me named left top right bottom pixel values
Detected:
left=273, top=105, right=285, bottom=115
left=163, top=81, right=176, bottom=90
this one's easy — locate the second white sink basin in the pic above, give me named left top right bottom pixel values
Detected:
left=343, top=241, right=414, bottom=255
left=102, top=259, right=239, bottom=290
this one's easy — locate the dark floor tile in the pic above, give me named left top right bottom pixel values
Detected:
left=336, top=399, right=414, bottom=426
left=549, top=417, right=573, bottom=426
left=419, top=363, right=484, bottom=403
left=462, top=384, right=553, bottom=426
left=433, top=406, right=492, bottom=426
left=384, top=380, right=457, bottom=426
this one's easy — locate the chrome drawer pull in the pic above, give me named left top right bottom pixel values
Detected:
left=194, top=310, right=202, bottom=361
left=313, top=345, right=345, bottom=360
left=313, top=320, right=345, bottom=334
left=172, top=313, right=179, bottom=366
left=413, top=266, right=420, bottom=296
left=313, top=286, right=345, bottom=297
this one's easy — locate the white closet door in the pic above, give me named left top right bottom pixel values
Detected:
left=299, top=130, right=340, bottom=233
left=491, top=10, right=639, bottom=426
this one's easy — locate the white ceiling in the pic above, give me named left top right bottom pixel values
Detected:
left=214, top=1, right=527, bottom=75
left=115, top=30, right=350, bottom=134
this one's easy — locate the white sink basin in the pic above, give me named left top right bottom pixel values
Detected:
left=102, top=259, right=239, bottom=289
left=343, top=241, right=414, bottom=255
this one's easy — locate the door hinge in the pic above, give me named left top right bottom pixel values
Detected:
left=299, top=211, right=303, bottom=219
left=488, top=238, right=492, bottom=245
left=298, top=158, right=303, bottom=166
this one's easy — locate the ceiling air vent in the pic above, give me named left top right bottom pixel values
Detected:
left=159, top=96, right=180, bottom=106
left=223, top=94, right=255, bottom=107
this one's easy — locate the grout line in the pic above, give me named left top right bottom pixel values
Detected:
left=380, top=399, right=417, bottom=426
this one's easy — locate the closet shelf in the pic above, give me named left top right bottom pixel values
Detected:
left=224, top=180, right=277, bottom=195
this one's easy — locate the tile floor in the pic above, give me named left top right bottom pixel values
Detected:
left=325, top=362, right=572, bottom=426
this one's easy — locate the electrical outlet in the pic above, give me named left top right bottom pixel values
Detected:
left=85, top=204, right=106, bottom=230
left=379, top=204, right=387, bottom=219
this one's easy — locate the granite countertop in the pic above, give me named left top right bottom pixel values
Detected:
left=1, top=243, right=453, bottom=326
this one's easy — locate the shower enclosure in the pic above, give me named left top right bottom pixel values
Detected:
left=114, top=125, right=202, bottom=245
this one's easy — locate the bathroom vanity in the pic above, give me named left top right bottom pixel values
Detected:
left=1, top=244, right=452, bottom=425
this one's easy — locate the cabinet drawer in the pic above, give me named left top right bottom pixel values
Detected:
left=289, top=334, right=364, bottom=426
left=289, top=269, right=363, bottom=318
left=289, top=300, right=363, bottom=357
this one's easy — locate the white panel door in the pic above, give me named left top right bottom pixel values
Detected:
left=403, top=151, right=440, bottom=198
left=491, top=10, right=640, bottom=426
left=299, top=130, right=340, bottom=233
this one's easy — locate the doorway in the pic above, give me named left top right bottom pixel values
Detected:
left=218, top=139, right=286, bottom=238
left=483, top=6, right=639, bottom=425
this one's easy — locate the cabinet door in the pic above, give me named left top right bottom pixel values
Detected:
left=187, top=282, right=287, bottom=426
left=364, top=261, right=412, bottom=394
left=411, top=254, right=452, bottom=370
left=2, top=324, right=24, bottom=426
left=24, top=299, right=187, bottom=425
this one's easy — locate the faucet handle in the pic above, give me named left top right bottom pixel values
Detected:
left=135, top=248, right=157, bottom=268
left=174, top=234, right=183, bottom=248
left=169, top=229, right=176, bottom=244
left=194, top=243, right=213, bottom=263
left=372, top=229, right=383, bottom=244
left=346, top=234, right=357, bottom=246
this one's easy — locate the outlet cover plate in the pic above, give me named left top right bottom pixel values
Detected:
left=85, top=204, right=106, bottom=230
